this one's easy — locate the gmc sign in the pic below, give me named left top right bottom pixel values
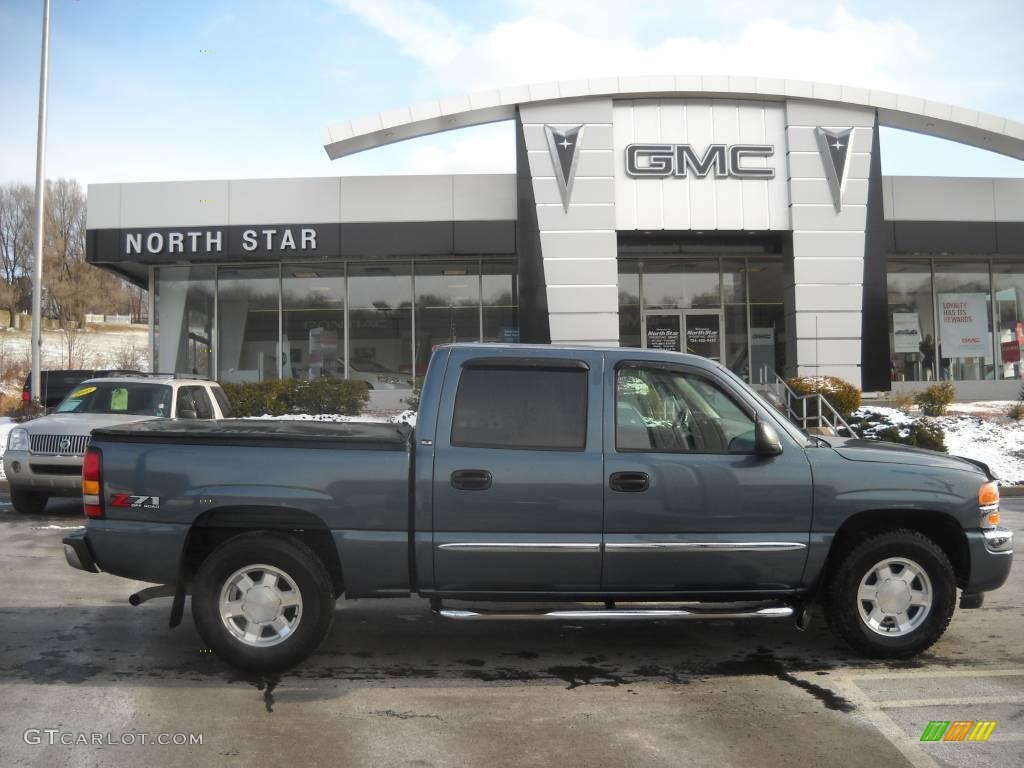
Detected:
left=625, top=143, right=775, bottom=179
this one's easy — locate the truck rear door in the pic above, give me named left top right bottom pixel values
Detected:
left=431, top=348, right=604, bottom=592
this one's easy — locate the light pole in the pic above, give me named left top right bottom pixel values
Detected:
left=30, top=0, right=52, bottom=402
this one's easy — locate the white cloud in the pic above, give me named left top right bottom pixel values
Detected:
left=341, top=3, right=926, bottom=97
left=336, top=0, right=467, bottom=67
left=404, top=123, right=515, bottom=174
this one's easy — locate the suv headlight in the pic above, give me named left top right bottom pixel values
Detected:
left=7, top=428, right=29, bottom=452
left=979, top=481, right=1000, bottom=528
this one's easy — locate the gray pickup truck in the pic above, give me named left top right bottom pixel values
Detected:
left=63, top=344, right=1013, bottom=671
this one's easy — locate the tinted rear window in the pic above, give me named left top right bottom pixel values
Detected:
left=451, top=365, right=588, bottom=450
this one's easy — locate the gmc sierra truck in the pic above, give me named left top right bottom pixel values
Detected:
left=63, top=344, right=1013, bottom=671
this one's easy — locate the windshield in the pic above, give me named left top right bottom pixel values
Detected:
left=56, top=382, right=172, bottom=417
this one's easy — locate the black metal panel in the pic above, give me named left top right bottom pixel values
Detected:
left=996, top=223, right=1024, bottom=253
left=453, top=220, right=516, bottom=254
left=861, top=119, right=892, bottom=392
left=515, top=108, right=551, bottom=344
left=340, top=222, right=451, bottom=257
left=891, top=221, right=997, bottom=254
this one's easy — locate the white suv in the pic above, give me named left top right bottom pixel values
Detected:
left=4, top=375, right=231, bottom=514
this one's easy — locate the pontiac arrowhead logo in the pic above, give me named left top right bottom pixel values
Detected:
left=815, top=127, right=853, bottom=211
left=544, top=124, right=584, bottom=211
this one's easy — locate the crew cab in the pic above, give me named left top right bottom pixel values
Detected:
left=63, top=344, right=1013, bottom=671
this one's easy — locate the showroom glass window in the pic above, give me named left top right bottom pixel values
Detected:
left=283, top=264, right=345, bottom=381
left=642, top=259, right=720, bottom=310
left=154, top=265, right=214, bottom=377
left=618, top=261, right=641, bottom=348
left=887, top=261, right=936, bottom=382
left=347, top=262, right=414, bottom=389
left=415, top=262, right=480, bottom=377
left=934, top=262, right=994, bottom=381
left=217, top=265, right=281, bottom=382
left=482, top=260, right=519, bottom=344
left=722, top=258, right=749, bottom=380
left=746, top=259, right=786, bottom=383
left=994, top=261, right=1024, bottom=380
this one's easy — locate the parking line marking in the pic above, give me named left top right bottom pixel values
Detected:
left=829, top=675, right=941, bottom=768
left=877, top=695, right=1024, bottom=709
left=843, top=668, right=1024, bottom=681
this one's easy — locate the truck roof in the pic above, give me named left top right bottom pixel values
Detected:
left=438, top=343, right=720, bottom=370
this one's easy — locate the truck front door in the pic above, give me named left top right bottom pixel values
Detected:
left=432, top=349, right=605, bottom=592
left=604, top=360, right=813, bottom=592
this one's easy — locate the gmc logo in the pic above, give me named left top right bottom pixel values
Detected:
left=111, top=494, right=160, bottom=510
left=625, top=143, right=775, bottom=179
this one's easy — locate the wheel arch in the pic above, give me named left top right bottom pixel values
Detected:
left=180, top=505, right=345, bottom=597
left=819, top=509, right=969, bottom=593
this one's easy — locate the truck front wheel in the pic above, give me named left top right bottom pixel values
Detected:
left=191, top=533, right=335, bottom=671
left=825, top=529, right=956, bottom=659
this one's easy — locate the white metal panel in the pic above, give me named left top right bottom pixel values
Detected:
left=795, top=311, right=863, bottom=338
left=791, top=204, right=868, bottom=231
left=119, top=180, right=231, bottom=228
left=889, top=177, right=995, bottom=221
left=685, top=101, right=718, bottom=230
left=633, top=101, right=664, bottom=230
left=86, top=184, right=121, bottom=229
left=548, top=312, right=620, bottom=341
left=532, top=177, right=616, bottom=205
left=712, top=102, right=743, bottom=230
left=228, top=177, right=341, bottom=225
left=738, top=103, right=769, bottom=230
left=546, top=285, right=619, bottom=312
left=339, top=176, right=453, bottom=222
left=660, top=100, right=691, bottom=230
left=791, top=231, right=865, bottom=258
left=543, top=258, right=618, bottom=286
left=452, top=175, right=517, bottom=220
left=994, top=178, right=1024, bottom=222
left=540, top=230, right=618, bottom=259
left=613, top=101, right=637, bottom=230
left=535, top=203, right=615, bottom=231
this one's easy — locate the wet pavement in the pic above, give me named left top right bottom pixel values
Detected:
left=0, top=492, right=1021, bottom=767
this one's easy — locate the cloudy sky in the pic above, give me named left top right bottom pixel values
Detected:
left=1, top=0, right=1023, bottom=188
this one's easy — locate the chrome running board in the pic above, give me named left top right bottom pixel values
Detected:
left=436, top=604, right=794, bottom=621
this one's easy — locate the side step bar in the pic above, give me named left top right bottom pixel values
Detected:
left=436, top=605, right=794, bottom=621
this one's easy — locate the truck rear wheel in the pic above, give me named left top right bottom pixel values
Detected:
left=824, top=529, right=956, bottom=659
left=11, top=489, right=49, bottom=515
left=191, top=532, right=335, bottom=671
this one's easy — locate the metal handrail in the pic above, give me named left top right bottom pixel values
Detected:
left=756, top=365, right=858, bottom=437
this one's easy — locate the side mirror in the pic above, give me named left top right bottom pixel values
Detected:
left=754, top=419, right=783, bottom=457
left=179, top=408, right=198, bottom=419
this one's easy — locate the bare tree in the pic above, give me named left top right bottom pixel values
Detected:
left=0, top=183, right=34, bottom=325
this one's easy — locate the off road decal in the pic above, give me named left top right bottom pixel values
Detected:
left=111, top=494, right=160, bottom=509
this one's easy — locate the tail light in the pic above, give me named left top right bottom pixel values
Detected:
left=21, top=390, right=29, bottom=402
left=82, top=447, right=103, bottom=519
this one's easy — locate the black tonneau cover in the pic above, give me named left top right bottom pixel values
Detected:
left=91, top=418, right=412, bottom=450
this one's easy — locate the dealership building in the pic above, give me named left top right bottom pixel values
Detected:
left=85, top=76, right=1024, bottom=400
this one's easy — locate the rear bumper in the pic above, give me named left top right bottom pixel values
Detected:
left=62, top=529, right=98, bottom=573
left=964, top=527, right=1014, bottom=593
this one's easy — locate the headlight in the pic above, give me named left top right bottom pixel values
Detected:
left=979, top=481, right=1000, bottom=528
left=7, top=428, right=29, bottom=452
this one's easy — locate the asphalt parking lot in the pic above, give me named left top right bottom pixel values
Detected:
left=0, top=492, right=1020, bottom=768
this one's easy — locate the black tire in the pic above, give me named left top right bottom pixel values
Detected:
left=11, top=489, right=49, bottom=515
left=191, top=532, right=335, bottom=671
left=824, top=529, right=956, bottom=659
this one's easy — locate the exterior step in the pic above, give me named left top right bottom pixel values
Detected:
left=435, top=603, right=794, bottom=621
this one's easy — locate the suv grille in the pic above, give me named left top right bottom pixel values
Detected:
left=29, top=434, right=91, bottom=456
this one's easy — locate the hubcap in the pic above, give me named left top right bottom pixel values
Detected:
left=856, top=557, right=933, bottom=637
left=219, top=564, right=303, bottom=647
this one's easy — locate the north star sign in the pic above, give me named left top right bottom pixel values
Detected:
left=124, top=227, right=318, bottom=256
left=625, top=143, right=775, bottom=179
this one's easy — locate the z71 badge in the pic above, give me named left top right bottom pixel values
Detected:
left=110, top=494, right=160, bottom=509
